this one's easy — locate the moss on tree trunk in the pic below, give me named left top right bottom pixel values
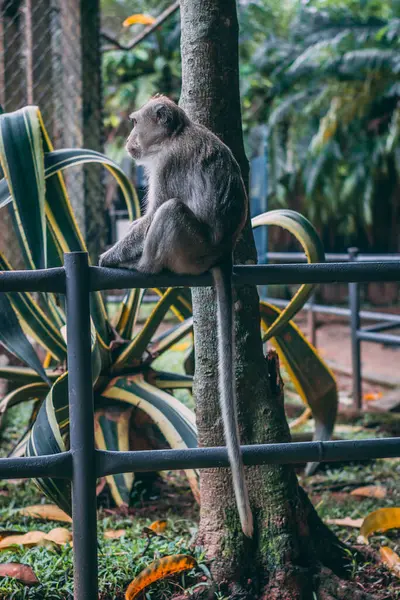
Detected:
left=179, top=1, right=377, bottom=598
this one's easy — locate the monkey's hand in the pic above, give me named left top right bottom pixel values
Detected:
left=99, top=215, right=152, bottom=269
left=98, top=246, right=123, bottom=268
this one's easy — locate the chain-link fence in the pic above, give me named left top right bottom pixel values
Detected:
left=0, top=0, right=105, bottom=261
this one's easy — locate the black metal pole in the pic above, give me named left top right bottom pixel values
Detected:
left=65, top=252, right=98, bottom=600
left=97, top=436, right=400, bottom=475
left=348, top=248, right=362, bottom=411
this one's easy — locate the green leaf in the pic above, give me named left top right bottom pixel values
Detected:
left=94, top=406, right=134, bottom=506
left=252, top=209, right=325, bottom=340
left=101, top=374, right=199, bottom=503
left=0, top=293, right=51, bottom=385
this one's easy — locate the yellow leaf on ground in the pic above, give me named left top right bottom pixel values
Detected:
left=380, top=546, right=400, bottom=578
left=0, top=530, right=26, bottom=541
left=149, top=520, right=168, bottom=534
left=350, top=485, right=387, bottom=499
left=360, top=507, right=400, bottom=543
left=46, top=528, right=72, bottom=545
left=125, top=554, right=197, bottom=600
left=123, top=14, right=155, bottom=27
left=18, top=505, right=72, bottom=523
left=0, top=563, right=39, bottom=585
left=325, top=517, right=363, bottom=528
left=104, top=529, right=126, bottom=539
left=0, top=528, right=71, bottom=550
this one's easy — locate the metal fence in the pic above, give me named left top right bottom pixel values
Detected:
left=1, top=252, right=400, bottom=598
left=262, top=249, right=400, bottom=411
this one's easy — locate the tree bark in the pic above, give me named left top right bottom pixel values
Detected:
left=179, top=2, right=373, bottom=598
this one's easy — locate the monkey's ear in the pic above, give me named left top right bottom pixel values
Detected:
left=154, top=104, right=170, bottom=125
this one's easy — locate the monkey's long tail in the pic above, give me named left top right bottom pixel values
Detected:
left=211, top=265, right=254, bottom=538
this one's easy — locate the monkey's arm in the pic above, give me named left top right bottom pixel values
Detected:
left=99, top=214, right=152, bottom=268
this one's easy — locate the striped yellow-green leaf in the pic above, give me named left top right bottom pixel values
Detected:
left=114, top=288, right=145, bottom=341
left=0, top=382, right=49, bottom=429
left=151, top=371, right=193, bottom=391
left=0, top=107, right=46, bottom=269
left=101, top=374, right=199, bottom=503
left=147, top=318, right=193, bottom=357
left=0, top=366, right=60, bottom=385
left=0, top=254, right=66, bottom=362
left=0, top=292, right=51, bottom=385
left=26, top=322, right=103, bottom=514
left=0, top=107, right=141, bottom=351
left=94, top=406, right=134, bottom=506
left=252, top=209, right=325, bottom=340
left=260, top=301, right=338, bottom=449
left=113, top=288, right=183, bottom=371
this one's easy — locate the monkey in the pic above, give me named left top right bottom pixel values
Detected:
left=99, top=96, right=253, bottom=538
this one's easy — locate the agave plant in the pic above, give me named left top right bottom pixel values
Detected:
left=0, top=105, right=337, bottom=512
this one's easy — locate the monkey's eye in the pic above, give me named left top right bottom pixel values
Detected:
left=130, top=117, right=137, bottom=127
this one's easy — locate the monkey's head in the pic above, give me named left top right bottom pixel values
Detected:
left=126, top=96, right=189, bottom=164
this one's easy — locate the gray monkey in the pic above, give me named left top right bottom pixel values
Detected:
left=99, top=95, right=253, bottom=537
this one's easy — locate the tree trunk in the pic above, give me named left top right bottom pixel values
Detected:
left=179, top=2, right=375, bottom=598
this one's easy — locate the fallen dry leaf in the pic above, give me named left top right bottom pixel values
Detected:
left=0, top=528, right=72, bottom=550
left=0, top=530, right=26, bottom=541
left=325, top=517, right=364, bottom=528
left=125, top=554, right=197, bottom=600
left=123, top=13, right=155, bottom=27
left=360, top=507, right=400, bottom=543
left=380, top=546, right=400, bottom=578
left=18, top=505, right=72, bottom=523
left=104, top=529, right=126, bottom=539
left=0, top=563, right=39, bottom=585
left=149, top=520, right=168, bottom=534
left=351, top=485, right=387, bottom=499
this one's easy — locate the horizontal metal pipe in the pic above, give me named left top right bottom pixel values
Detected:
left=266, top=297, right=400, bottom=324
left=97, top=437, right=400, bottom=475
left=265, top=252, right=400, bottom=262
left=90, top=262, right=400, bottom=291
left=357, top=330, right=400, bottom=346
left=0, top=267, right=65, bottom=293
left=0, top=451, right=72, bottom=479
left=362, top=321, right=400, bottom=333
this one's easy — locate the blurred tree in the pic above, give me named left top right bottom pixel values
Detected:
left=257, top=0, right=400, bottom=251
left=100, top=0, right=400, bottom=252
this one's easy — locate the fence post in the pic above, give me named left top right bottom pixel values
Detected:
left=65, top=252, right=98, bottom=600
left=348, top=247, right=362, bottom=411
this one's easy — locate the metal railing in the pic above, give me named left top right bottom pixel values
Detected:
left=261, top=248, right=400, bottom=410
left=1, top=252, right=400, bottom=599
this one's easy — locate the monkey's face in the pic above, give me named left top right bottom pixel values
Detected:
left=126, top=97, right=188, bottom=164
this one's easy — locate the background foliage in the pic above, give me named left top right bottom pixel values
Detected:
left=101, top=0, right=400, bottom=252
